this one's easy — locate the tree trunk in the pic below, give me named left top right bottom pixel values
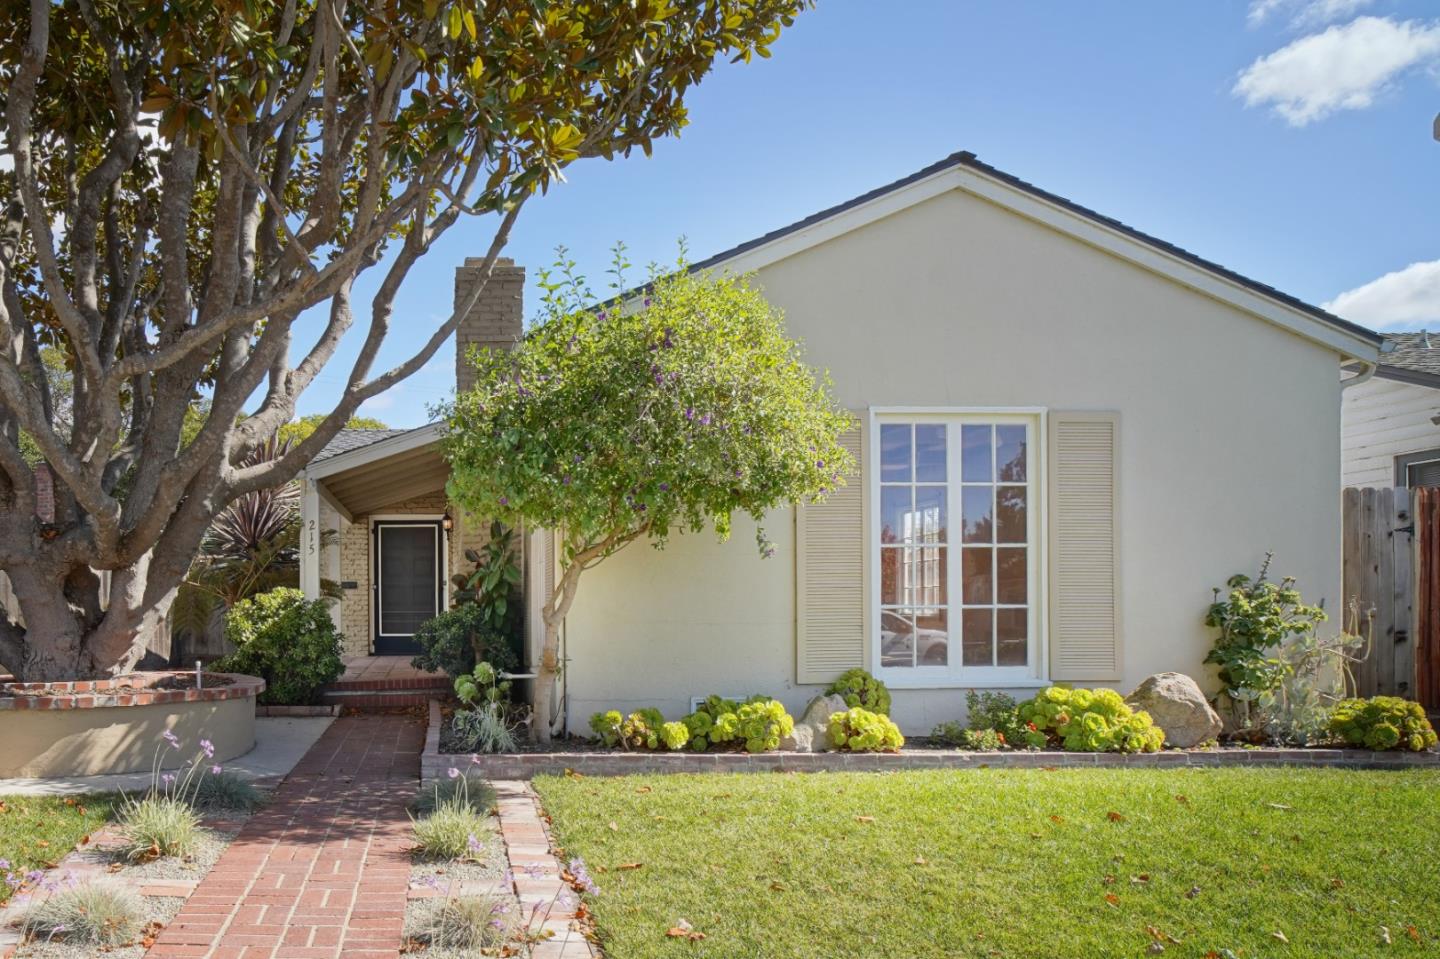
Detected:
left=5, top=566, right=88, bottom=681
left=531, top=616, right=561, bottom=745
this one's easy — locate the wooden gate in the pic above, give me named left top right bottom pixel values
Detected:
left=1412, top=487, right=1440, bottom=711
left=1342, top=486, right=1440, bottom=710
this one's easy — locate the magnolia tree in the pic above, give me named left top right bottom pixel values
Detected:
left=443, top=257, right=854, bottom=741
left=0, top=0, right=810, bottom=681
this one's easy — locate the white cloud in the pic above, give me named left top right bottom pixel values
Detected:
left=1234, top=16, right=1440, bottom=125
left=1324, top=260, right=1440, bottom=330
left=1248, top=0, right=1375, bottom=29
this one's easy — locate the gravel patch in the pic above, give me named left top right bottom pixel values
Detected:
left=13, top=895, right=183, bottom=959
left=411, top=817, right=508, bottom=885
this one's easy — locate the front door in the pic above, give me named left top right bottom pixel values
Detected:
left=373, top=520, right=444, bottom=655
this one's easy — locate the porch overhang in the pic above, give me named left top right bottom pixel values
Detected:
left=301, top=423, right=449, bottom=517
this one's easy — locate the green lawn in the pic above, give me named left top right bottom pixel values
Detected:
left=0, top=794, right=116, bottom=904
left=534, top=768, right=1440, bottom=959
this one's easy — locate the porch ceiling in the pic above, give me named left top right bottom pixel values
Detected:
left=319, top=442, right=450, bottom=515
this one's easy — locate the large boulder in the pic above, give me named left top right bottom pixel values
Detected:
left=1124, top=672, right=1222, bottom=748
left=781, top=693, right=849, bottom=752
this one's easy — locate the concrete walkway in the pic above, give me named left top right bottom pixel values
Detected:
left=0, top=717, right=335, bottom=796
left=143, top=714, right=423, bottom=959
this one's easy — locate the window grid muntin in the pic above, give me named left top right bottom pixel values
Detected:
left=873, top=414, right=1039, bottom=681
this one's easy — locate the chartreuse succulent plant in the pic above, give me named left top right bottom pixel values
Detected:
left=829, top=707, right=904, bottom=752
left=825, top=668, right=892, bottom=715
left=591, top=695, right=796, bottom=753
left=1329, top=696, right=1437, bottom=752
left=1017, top=687, right=1164, bottom=753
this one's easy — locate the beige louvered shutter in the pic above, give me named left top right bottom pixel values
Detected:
left=1047, top=412, right=1122, bottom=682
left=796, top=422, right=866, bottom=684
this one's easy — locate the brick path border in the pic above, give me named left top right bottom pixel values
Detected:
left=493, top=781, right=599, bottom=959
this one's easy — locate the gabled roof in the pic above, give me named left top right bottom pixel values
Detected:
left=624, top=150, right=1381, bottom=360
left=311, top=427, right=418, bottom=463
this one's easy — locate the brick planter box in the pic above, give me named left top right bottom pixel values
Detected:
left=0, top=671, right=264, bottom=777
left=420, top=700, right=1440, bottom=780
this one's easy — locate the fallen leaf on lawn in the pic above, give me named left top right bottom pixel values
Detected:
left=1330, top=878, right=1345, bottom=889
left=1146, top=925, right=1182, bottom=944
left=618, top=863, right=643, bottom=871
left=854, top=815, right=876, bottom=823
left=80, top=835, right=91, bottom=846
left=1029, top=832, right=1043, bottom=840
left=1107, top=811, right=1126, bottom=822
left=35, top=840, right=48, bottom=848
left=1174, top=795, right=1189, bottom=805
left=770, top=881, right=785, bottom=891
left=913, top=856, right=927, bottom=865
left=1265, top=802, right=1293, bottom=811
left=607, top=821, right=618, bottom=832
left=1130, top=874, right=1151, bottom=884
left=1290, top=834, right=1302, bottom=843
left=1185, top=886, right=1202, bottom=899
left=595, top=865, right=608, bottom=873
left=1050, top=814, right=1064, bottom=824
left=1406, top=926, right=1420, bottom=943
left=1272, top=931, right=1289, bottom=943
left=63, top=798, right=76, bottom=806
left=1146, top=943, right=1165, bottom=955
left=0, top=801, right=8, bottom=813
left=1380, top=926, right=1392, bottom=945
left=1104, top=893, right=1120, bottom=907
left=1102, top=875, right=1117, bottom=885
left=564, top=768, right=584, bottom=779
left=666, top=919, right=694, bottom=938
left=635, top=785, right=652, bottom=794
left=688, top=932, right=706, bottom=942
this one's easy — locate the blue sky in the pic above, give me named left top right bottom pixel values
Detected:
left=302, top=0, right=1440, bottom=427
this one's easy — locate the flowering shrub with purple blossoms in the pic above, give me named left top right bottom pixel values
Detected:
left=443, top=246, right=853, bottom=741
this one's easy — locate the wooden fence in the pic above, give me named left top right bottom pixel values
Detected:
left=1342, top=486, right=1440, bottom=711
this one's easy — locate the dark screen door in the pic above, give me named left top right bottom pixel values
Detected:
left=374, top=521, right=442, bottom=655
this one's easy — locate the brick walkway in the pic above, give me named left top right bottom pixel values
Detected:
left=144, top=714, right=423, bottom=959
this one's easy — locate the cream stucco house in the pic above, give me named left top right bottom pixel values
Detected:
left=1342, top=332, right=1440, bottom=489
left=298, top=151, right=1381, bottom=734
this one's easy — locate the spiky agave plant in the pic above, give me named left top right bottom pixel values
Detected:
left=171, top=438, right=310, bottom=638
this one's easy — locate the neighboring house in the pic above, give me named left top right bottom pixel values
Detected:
left=298, top=151, right=1381, bottom=734
left=1342, top=332, right=1440, bottom=489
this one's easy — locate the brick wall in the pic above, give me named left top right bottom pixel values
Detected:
left=454, top=256, right=525, bottom=395
left=334, top=491, right=500, bottom=657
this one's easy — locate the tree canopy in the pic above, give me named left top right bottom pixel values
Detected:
left=443, top=252, right=853, bottom=738
left=0, top=0, right=811, bottom=680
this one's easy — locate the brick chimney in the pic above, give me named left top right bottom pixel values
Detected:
left=454, top=256, right=525, bottom=394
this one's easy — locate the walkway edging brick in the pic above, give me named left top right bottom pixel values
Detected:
left=493, top=780, right=599, bottom=959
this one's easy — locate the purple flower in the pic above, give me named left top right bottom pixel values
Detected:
left=498, top=496, right=508, bottom=506
left=211, top=765, right=222, bottom=775
left=162, top=773, right=176, bottom=786
left=24, top=870, right=43, bottom=884
left=567, top=856, right=600, bottom=896
left=816, top=460, right=824, bottom=469
left=685, top=407, right=695, bottom=420
left=200, top=738, right=215, bottom=758
left=643, top=297, right=652, bottom=307
left=162, top=730, right=180, bottom=749
left=447, top=767, right=460, bottom=779
left=658, top=482, right=670, bottom=492
left=0, top=859, right=11, bottom=870
left=562, top=475, right=571, bottom=485
left=700, top=413, right=711, bottom=426
left=467, top=833, right=483, bottom=854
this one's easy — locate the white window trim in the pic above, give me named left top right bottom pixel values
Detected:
left=369, top=514, right=451, bottom=649
left=867, top=408, right=1048, bottom=688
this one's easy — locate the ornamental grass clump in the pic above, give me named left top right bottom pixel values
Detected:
left=1018, top=687, right=1164, bottom=753
left=1329, top=696, right=1438, bottom=752
left=412, top=795, right=491, bottom=861
left=188, top=771, right=264, bottom=814
left=116, top=730, right=226, bottom=861
left=826, top=668, right=892, bottom=715
left=21, top=880, right=143, bottom=947
left=424, top=893, right=520, bottom=950
left=829, top=707, right=904, bottom=752
left=415, top=775, right=497, bottom=816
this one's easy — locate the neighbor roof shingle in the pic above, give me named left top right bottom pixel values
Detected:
left=1378, top=331, right=1440, bottom=380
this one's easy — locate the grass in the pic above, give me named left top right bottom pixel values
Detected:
left=0, top=794, right=116, bottom=905
left=21, top=879, right=144, bottom=946
left=535, top=768, right=1440, bottom=959
left=411, top=794, right=492, bottom=861
left=115, top=794, right=201, bottom=862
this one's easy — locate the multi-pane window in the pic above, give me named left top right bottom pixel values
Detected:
left=874, top=415, right=1038, bottom=680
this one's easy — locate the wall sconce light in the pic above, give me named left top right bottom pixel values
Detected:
left=441, top=511, right=454, bottom=532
